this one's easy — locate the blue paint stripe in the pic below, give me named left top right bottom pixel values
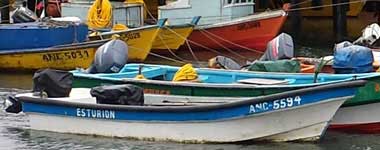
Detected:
left=22, top=88, right=356, bottom=122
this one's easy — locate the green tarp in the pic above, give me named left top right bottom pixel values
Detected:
left=247, top=60, right=300, bottom=73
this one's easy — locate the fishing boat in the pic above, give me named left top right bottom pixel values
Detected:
left=157, top=0, right=288, bottom=52
left=0, top=20, right=88, bottom=50
left=0, top=19, right=169, bottom=71
left=71, top=63, right=380, bottom=134
left=72, top=63, right=380, bottom=96
left=7, top=80, right=366, bottom=142
left=0, top=40, right=107, bottom=71
left=151, top=16, right=201, bottom=53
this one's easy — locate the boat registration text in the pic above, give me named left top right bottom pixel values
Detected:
left=76, top=108, right=116, bottom=119
left=42, top=50, right=90, bottom=62
left=249, top=96, right=302, bottom=114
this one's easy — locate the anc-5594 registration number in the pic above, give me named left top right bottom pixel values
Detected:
left=249, top=96, right=302, bottom=114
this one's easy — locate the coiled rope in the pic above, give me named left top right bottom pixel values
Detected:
left=87, top=0, right=112, bottom=29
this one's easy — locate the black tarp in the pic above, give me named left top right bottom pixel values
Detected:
left=33, top=69, right=73, bottom=98
left=90, top=84, right=144, bottom=106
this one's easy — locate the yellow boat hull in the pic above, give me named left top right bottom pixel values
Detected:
left=0, top=40, right=107, bottom=71
left=300, top=1, right=366, bottom=17
left=151, top=25, right=194, bottom=52
left=90, top=25, right=161, bottom=61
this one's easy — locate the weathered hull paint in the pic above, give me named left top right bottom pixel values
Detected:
left=89, top=25, right=162, bottom=61
left=0, top=23, right=88, bottom=50
left=184, top=10, right=287, bottom=52
left=25, top=98, right=344, bottom=143
left=329, top=101, right=380, bottom=133
left=18, top=82, right=361, bottom=143
left=151, top=25, right=195, bottom=52
left=0, top=41, right=104, bottom=71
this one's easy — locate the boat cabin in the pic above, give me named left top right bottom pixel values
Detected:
left=158, top=0, right=255, bottom=25
left=61, top=0, right=145, bottom=28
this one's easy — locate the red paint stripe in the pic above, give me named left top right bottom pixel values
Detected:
left=329, top=122, right=380, bottom=134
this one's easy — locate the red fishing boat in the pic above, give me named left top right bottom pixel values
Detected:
left=187, top=5, right=288, bottom=53
left=158, top=1, right=288, bottom=53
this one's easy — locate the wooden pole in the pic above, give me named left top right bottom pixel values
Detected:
left=290, top=0, right=302, bottom=40
left=0, top=0, right=10, bottom=24
left=333, top=0, right=348, bottom=42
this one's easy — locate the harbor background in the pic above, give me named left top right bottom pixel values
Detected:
left=0, top=0, right=380, bottom=149
left=0, top=81, right=380, bottom=149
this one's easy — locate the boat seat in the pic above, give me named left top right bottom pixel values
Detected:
left=197, top=75, right=209, bottom=82
left=102, top=67, right=167, bottom=79
left=237, top=78, right=290, bottom=85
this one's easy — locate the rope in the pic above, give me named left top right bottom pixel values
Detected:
left=142, top=16, right=232, bottom=63
left=87, top=0, right=112, bottom=29
left=54, top=0, right=61, bottom=15
left=127, top=45, right=186, bottom=64
left=148, top=52, right=187, bottom=64
left=198, top=29, right=251, bottom=60
left=184, top=40, right=202, bottom=67
left=144, top=4, right=204, bottom=65
left=290, top=0, right=313, bottom=8
left=156, top=34, right=193, bottom=63
left=287, top=0, right=367, bottom=12
left=143, top=6, right=191, bottom=62
left=198, top=28, right=264, bottom=54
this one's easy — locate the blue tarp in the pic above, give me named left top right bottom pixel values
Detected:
left=333, top=45, right=374, bottom=74
left=0, top=22, right=88, bottom=50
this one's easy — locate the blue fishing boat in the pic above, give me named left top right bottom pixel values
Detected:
left=7, top=80, right=366, bottom=142
left=0, top=21, right=88, bottom=50
left=72, top=63, right=380, bottom=92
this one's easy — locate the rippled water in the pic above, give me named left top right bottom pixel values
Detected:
left=1, top=72, right=380, bottom=150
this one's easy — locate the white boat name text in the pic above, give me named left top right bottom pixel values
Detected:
left=249, top=96, right=302, bottom=113
left=76, top=108, right=116, bottom=119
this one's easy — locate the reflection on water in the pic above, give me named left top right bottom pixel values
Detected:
left=0, top=72, right=33, bottom=90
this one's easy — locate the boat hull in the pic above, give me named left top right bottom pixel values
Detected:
left=90, top=25, right=161, bottom=62
left=151, top=25, right=195, bottom=52
left=17, top=81, right=363, bottom=143
left=25, top=98, right=344, bottom=142
left=329, top=102, right=380, bottom=133
left=0, top=22, right=88, bottom=50
left=184, top=10, right=287, bottom=52
left=0, top=40, right=107, bottom=71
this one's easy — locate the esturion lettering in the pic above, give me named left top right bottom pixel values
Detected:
left=76, top=108, right=116, bottom=119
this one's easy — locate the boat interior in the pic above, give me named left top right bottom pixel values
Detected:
left=16, top=88, right=239, bottom=106
left=73, top=63, right=380, bottom=86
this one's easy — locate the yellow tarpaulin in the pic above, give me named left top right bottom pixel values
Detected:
left=87, top=0, right=112, bottom=29
left=173, top=64, right=198, bottom=82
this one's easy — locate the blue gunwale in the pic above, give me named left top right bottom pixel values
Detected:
left=19, top=80, right=364, bottom=121
left=72, top=63, right=380, bottom=89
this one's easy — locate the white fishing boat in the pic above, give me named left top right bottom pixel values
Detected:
left=5, top=80, right=366, bottom=143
